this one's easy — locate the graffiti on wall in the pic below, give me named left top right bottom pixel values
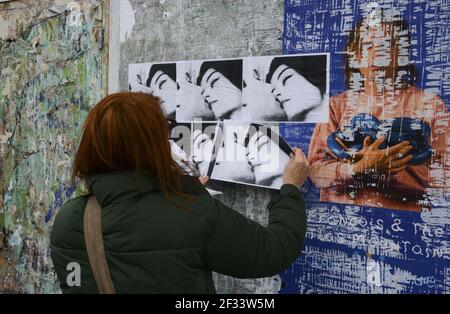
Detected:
left=0, top=0, right=107, bottom=293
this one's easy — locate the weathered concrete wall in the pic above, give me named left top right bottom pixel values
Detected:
left=119, top=0, right=284, bottom=90
left=118, top=0, right=285, bottom=293
left=0, top=0, right=108, bottom=293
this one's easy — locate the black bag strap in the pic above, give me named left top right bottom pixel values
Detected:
left=83, top=195, right=116, bottom=294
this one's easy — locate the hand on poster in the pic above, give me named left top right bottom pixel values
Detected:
left=351, top=137, right=414, bottom=175
left=283, top=147, right=310, bottom=187
left=198, top=176, right=209, bottom=185
left=332, top=135, right=372, bottom=161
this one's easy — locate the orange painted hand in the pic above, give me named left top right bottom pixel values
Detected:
left=352, top=136, right=413, bottom=175
left=334, top=136, right=372, bottom=162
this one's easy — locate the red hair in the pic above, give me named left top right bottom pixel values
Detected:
left=72, top=92, right=187, bottom=200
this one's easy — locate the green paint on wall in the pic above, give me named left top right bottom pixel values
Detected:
left=0, top=1, right=107, bottom=293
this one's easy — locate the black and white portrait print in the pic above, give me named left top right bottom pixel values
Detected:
left=195, top=59, right=243, bottom=121
left=128, top=53, right=328, bottom=189
left=175, top=59, right=243, bottom=122
left=128, top=62, right=177, bottom=119
left=169, top=121, right=202, bottom=175
left=191, top=122, right=219, bottom=176
left=197, top=121, right=293, bottom=189
left=243, top=54, right=329, bottom=122
left=129, top=53, right=329, bottom=123
left=176, top=60, right=215, bottom=121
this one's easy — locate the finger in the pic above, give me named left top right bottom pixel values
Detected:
left=398, top=145, right=413, bottom=154
left=292, top=147, right=302, bottom=155
left=353, top=137, right=371, bottom=159
left=389, top=164, right=408, bottom=173
left=389, top=154, right=413, bottom=168
left=363, top=136, right=371, bottom=148
left=385, top=141, right=411, bottom=155
left=370, top=136, right=385, bottom=150
left=199, top=176, right=209, bottom=185
left=294, top=148, right=308, bottom=162
left=335, top=137, right=350, bottom=151
left=387, top=146, right=413, bottom=161
left=292, top=147, right=302, bottom=158
left=328, top=149, right=340, bottom=160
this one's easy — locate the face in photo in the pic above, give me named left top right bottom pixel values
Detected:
left=176, top=61, right=215, bottom=121
left=197, top=59, right=243, bottom=120
left=205, top=121, right=292, bottom=189
left=242, top=57, right=287, bottom=121
left=169, top=122, right=192, bottom=159
left=191, top=123, right=218, bottom=176
left=169, top=122, right=195, bottom=174
left=266, top=55, right=329, bottom=122
left=146, top=63, right=177, bottom=119
left=128, top=63, right=153, bottom=93
left=210, top=124, right=256, bottom=184
left=244, top=125, right=292, bottom=188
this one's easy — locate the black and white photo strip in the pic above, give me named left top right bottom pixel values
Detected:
left=129, top=62, right=177, bottom=119
left=168, top=121, right=293, bottom=189
left=128, top=53, right=329, bottom=123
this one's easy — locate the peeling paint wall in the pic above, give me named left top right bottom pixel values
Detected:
left=117, top=0, right=285, bottom=294
left=0, top=0, right=108, bottom=293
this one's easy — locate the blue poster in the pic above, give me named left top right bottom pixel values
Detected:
left=280, top=0, right=450, bottom=293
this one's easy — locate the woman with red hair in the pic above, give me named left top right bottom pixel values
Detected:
left=50, top=92, right=309, bottom=293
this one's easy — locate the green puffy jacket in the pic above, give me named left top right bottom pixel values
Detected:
left=50, top=171, right=306, bottom=293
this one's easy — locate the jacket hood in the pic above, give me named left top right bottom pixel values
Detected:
left=87, top=171, right=159, bottom=206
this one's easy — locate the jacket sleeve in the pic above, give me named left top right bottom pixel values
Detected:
left=203, top=184, right=307, bottom=279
